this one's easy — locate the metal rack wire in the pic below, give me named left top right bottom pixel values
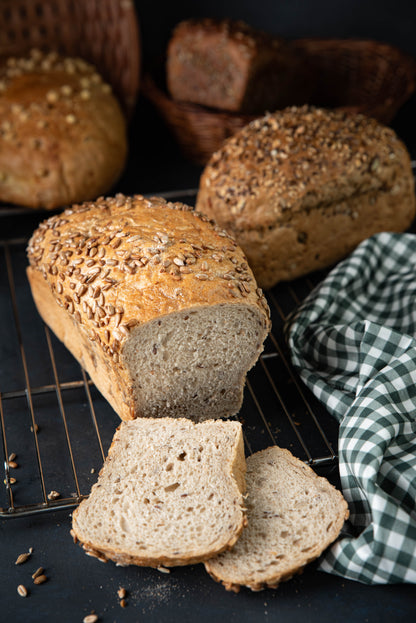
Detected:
left=0, top=191, right=338, bottom=519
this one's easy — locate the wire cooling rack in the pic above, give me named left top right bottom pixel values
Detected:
left=0, top=191, right=339, bottom=519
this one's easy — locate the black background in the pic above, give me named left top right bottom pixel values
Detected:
left=126, top=0, right=416, bottom=196
left=2, top=2, right=416, bottom=622
left=135, top=0, right=416, bottom=59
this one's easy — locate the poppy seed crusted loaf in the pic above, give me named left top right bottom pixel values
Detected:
left=26, top=194, right=270, bottom=421
left=71, top=418, right=247, bottom=567
left=0, top=49, right=127, bottom=210
left=205, top=446, right=349, bottom=591
left=196, top=106, right=416, bottom=289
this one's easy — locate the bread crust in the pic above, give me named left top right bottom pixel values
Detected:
left=196, top=106, right=416, bottom=289
left=27, top=194, right=271, bottom=420
left=0, top=49, right=127, bottom=209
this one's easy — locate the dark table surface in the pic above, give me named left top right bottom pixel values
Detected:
left=1, top=94, right=416, bottom=623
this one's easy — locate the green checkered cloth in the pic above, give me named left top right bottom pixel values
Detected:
left=286, top=232, right=416, bottom=584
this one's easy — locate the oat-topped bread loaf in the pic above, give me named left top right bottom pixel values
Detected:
left=0, top=49, right=127, bottom=210
left=72, top=418, right=247, bottom=567
left=166, top=18, right=305, bottom=114
left=27, top=194, right=270, bottom=421
left=205, top=446, right=349, bottom=591
left=196, top=106, right=416, bottom=289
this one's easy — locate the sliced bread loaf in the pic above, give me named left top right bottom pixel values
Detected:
left=71, top=418, right=247, bottom=567
left=27, top=194, right=271, bottom=422
left=205, top=446, right=349, bottom=591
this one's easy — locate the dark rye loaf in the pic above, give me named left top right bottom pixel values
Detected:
left=166, top=18, right=306, bottom=114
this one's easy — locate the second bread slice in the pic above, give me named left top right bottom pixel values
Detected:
left=205, top=446, right=349, bottom=591
left=71, top=418, right=246, bottom=567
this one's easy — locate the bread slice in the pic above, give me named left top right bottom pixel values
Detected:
left=205, top=446, right=349, bottom=591
left=71, top=418, right=247, bottom=567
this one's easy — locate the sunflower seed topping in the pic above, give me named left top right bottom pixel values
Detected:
left=15, top=552, right=31, bottom=565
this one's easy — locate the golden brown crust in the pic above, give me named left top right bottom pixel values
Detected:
left=74, top=514, right=249, bottom=569
left=27, top=194, right=271, bottom=420
left=26, top=266, right=133, bottom=419
left=196, top=106, right=416, bottom=288
left=206, top=564, right=304, bottom=593
left=0, top=49, right=127, bottom=209
left=27, top=194, right=270, bottom=357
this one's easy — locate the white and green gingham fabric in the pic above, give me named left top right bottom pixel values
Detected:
left=286, top=232, right=416, bottom=584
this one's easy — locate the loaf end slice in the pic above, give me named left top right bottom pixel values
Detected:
left=205, top=446, right=349, bottom=591
left=71, top=418, right=247, bottom=567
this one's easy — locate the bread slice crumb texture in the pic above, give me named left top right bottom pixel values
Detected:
left=123, top=304, right=266, bottom=420
left=205, top=446, right=349, bottom=591
left=72, top=418, right=246, bottom=567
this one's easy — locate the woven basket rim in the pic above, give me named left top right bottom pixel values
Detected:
left=142, top=69, right=255, bottom=122
left=144, top=35, right=416, bottom=118
left=0, top=0, right=141, bottom=118
left=293, top=35, right=416, bottom=49
left=142, top=35, right=416, bottom=164
left=292, top=36, right=416, bottom=72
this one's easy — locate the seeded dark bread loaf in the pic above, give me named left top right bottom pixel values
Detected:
left=205, top=446, right=349, bottom=592
left=72, top=418, right=247, bottom=567
left=0, top=49, right=127, bottom=210
left=166, top=18, right=306, bottom=114
left=27, top=194, right=270, bottom=421
left=196, top=106, right=416, bottom=289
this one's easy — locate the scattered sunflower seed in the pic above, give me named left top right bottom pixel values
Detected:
left=17, top=584, right=28, bottom=597
left=32, top=567, right=44, bottom=579
left=157, top=566, right=170, bottom=574
left=117, top=587, right=127, bottom=599
left=47, top=490, right=60, bottom=500
left=15, top=552, right=31, bottom=565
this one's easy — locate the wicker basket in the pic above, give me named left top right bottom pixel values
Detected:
left=142, top=64, right=257, bottom=166
left=143, top=37, right=416, bottom=165
left=0, top=0, right=140, bottom=118
left=292, top=38, right=416, bottom=123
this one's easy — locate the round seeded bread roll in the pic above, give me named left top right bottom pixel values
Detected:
left=196, top=106, right=416, bottom=289
left=0, top=49, right=127, bottom=210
